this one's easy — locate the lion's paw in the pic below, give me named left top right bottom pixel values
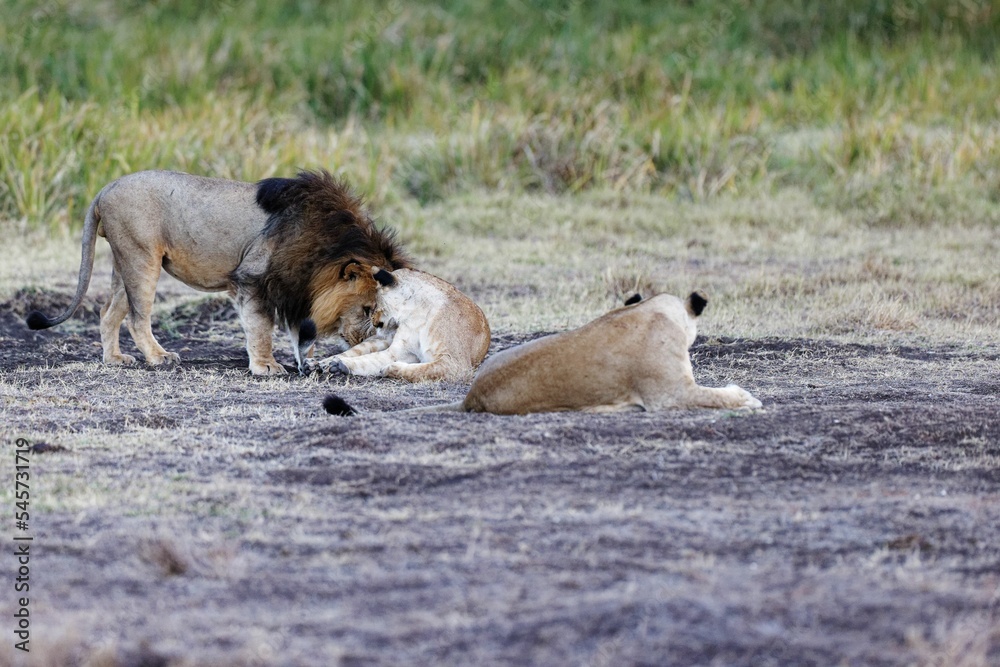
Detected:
left=104, top=353, right=137, bottom=366
left=250, top=359, right=288, bottom=376
left=147, top=351, right=181, bottom=367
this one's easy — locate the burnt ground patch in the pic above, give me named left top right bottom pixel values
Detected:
left=1, top=293, right=998, bottom=666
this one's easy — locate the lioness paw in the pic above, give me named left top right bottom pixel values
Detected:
left=726, top=384, right=762, bottom=410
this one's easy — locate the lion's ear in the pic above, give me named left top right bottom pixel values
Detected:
left=342, top=261, right=364, bottom=281
left=372, top=267, right=396, bottom=287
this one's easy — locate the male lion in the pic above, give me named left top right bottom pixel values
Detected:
left=319, top=267, right=491, bottom=382
left=26, top=170, right=408, bottom=375
left=323, top=291, right=761, bottom=415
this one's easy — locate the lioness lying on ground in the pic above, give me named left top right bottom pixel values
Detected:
left=316, top=268, right=491, bottom=382
left=324, top=291, right=761, bottom=415
left=25, top=170, right=408, bottom=375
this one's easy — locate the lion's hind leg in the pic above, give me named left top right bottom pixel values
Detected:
left=119, top=258, right=180, bottom=367
left=100, top=270, right=136, bottom=366
left=100, top=236, right=181, bottom=369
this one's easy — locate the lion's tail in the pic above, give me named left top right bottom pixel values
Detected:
left=322, top=394, right=466, bottom=416
left=26, top=195, right=102, bottom=330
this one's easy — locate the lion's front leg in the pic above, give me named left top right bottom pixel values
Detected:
left=235, top=294, right=286, bottom=376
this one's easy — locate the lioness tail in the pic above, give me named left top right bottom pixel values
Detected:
left=322, top=394, right=466, bottom=416
left=400, top=401, right=466, bottom=414
left=26, top=196, right=102, bottom=330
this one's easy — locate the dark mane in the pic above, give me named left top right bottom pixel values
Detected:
left=256, top=170, right=367, bottom=220
left=243, top=170, right=410, bottom=325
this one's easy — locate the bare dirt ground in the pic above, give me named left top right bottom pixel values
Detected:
left=1, top=288, right=998, bottom=666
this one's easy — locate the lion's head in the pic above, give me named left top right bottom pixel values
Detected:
left=309, top=261, right=380, bottom=348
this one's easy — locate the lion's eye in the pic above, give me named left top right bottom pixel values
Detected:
left=363, top=306, right=372, bottom=317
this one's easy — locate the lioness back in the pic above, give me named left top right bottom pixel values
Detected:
left=399, top=269, right=490, bottom=371
left=463, top=295, right=684, bottom=414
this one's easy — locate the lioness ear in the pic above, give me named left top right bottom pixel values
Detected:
left=624, top=293, right=642, bottom=306
left=686, top=292, right=708, bottom=318
left=341, top=261, right=364, bottom=281
left=372, top=267, right=396, bottom=287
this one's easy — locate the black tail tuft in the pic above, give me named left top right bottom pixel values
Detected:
left=25, top=311, right=52, bottom=330
left=624, top=293, right=642, bottom=306
left=687, top=292, right=708, bottom=317
left=323, top=395, right=357, bottom=416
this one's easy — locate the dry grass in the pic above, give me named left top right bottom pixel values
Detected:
left=401, top=190, right=997, bottom=343
left=1, top=306, right=997, bottom=664
left=4, top=188, right=996, bottom=349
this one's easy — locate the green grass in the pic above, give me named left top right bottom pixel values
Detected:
left=0, top=0, right=998, bottom=231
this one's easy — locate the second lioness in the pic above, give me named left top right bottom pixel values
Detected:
left=319, top=268, right=490, bottom=382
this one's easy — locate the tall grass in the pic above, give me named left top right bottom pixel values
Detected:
left=1, top=0, right=998, bottom=231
